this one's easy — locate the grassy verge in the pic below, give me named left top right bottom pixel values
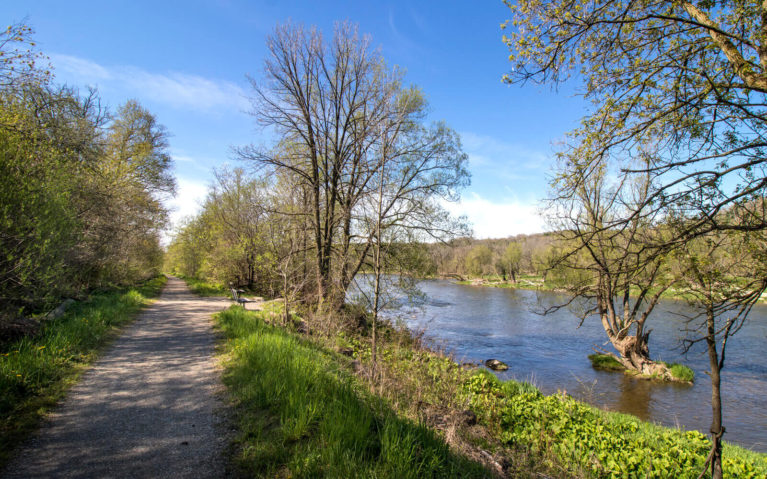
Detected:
left=215, top=306, right=492, bottom=478
left=0, top=275, right=166, bottom=467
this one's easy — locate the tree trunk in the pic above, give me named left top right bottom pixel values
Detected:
left=609, top=332, right=669, bottom=377
left=706, top=307, right=724, bottom=479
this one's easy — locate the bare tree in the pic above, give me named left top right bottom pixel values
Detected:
left=674, top=228, right=767, bottom=478
left=239, top=21, right=469, bottom=313
left=546, top=158, right=677, bottom=375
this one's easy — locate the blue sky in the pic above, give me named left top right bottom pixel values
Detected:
left=2, top=1, right=588, bottom=239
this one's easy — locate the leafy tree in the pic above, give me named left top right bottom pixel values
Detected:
left=545, top=166, right=676, bottom=374
left=503, top=0, right=767, bottom=242
left=503, top=2, right=767, bottom=475
left=1, top=23, right=173, bottom=332
left=673, top=227, right=767, bottom=478
left=501, top=241, right=522, bottom=283
left=465, top=244, right=493, bottom=277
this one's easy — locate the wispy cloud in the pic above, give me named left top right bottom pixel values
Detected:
left=50, top=53, right=248, bottom=112
left=460, top=131, right=551, bottom=170
left=444, top=193, right=545, bottom=239
left=387, top=9, right=426, bottom=59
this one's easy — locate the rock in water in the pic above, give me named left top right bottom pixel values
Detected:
left=485, top=359, right=509, bottom=371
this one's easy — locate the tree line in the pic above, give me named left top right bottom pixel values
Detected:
left=0, top=23, right=174, bottom=338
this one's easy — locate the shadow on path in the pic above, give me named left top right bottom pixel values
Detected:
left=2, top=277, right=232, bottom=479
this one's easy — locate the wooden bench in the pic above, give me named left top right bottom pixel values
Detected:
left=230, top=288, right=256, bottom=309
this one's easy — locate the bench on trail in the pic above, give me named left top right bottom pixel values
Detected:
left=230, top=288, right=256, bottom=309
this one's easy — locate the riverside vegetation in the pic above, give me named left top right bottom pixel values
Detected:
left=205, top=288, right=767, bottom=478
left=0, top=276, right=166, bottom=467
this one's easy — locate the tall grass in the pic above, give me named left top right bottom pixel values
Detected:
left=216, top=306, right=491, bottom=478
left=0, top=276, right=166, bottom=466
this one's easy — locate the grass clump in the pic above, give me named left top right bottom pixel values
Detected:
left=0, top=275, right=166, bottom=467
left=666, top=362, right=695, bottom=382
left=588, top=353, right=626, bottom=372
left=216, top=306, right=491, bottom=478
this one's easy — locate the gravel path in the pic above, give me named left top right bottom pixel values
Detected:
left=2, top=277, right=232, bottom=479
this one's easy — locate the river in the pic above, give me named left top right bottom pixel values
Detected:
left=394, top=279, right=767, bottom=453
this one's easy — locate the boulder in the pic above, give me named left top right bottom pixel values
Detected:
left=45, top=299, right=76, bottom=321
left=484, top=359, right=509, bottom=371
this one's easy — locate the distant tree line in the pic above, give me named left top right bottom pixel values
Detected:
left=0, top=23, right=174, bottom=337
left=419, top=234, right=555, bottom=282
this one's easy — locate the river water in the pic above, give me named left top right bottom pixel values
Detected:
left=395, top=279, right=767, bottom=453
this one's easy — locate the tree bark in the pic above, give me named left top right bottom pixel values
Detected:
left=706, top=307, right=724, bottom=479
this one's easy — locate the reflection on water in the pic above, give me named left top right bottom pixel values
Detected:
left=399, top=279, right=767, bottom=452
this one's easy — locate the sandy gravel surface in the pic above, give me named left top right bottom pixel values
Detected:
left=2, top=277, right=232, bottom=478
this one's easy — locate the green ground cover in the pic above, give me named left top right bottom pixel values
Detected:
left=465, top=370, right=767, bottom=478
left=176, top=275, right=228, bottom=297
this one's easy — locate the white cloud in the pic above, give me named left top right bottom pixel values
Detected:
left=50, top=53, right=248, bottom=112
left=51, top=54, right=112, bottom=80
left=445, top=193, right=545, bottom=239
left=163, top=177, right=209, bottom=243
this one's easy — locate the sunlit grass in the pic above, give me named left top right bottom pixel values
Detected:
left=174, top=275, right=228, bottom=297
left=0, top=276, right=166, bottom=467
left=215, top=306, right=491, bottom=478
left=666, top=362, right=695, bottom=382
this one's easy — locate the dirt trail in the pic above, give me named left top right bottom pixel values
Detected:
left=2, top=277, right=231, bottom=478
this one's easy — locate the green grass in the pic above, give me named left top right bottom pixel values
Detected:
left=588, top=354, right=695, bottom=383
left=465, top=371, right=767, bottom=478
left=664, top=362, right=695, bottom=382
left=215, top=306, right=491, bottom=478
left=0, top=275, right=166, bottom=467
left=174, top=275, right=228, bottom=297
left=588, top=353, right=627, bottom=372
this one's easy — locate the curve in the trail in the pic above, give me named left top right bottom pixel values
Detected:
left=2, top=277, right=232, bottom=479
